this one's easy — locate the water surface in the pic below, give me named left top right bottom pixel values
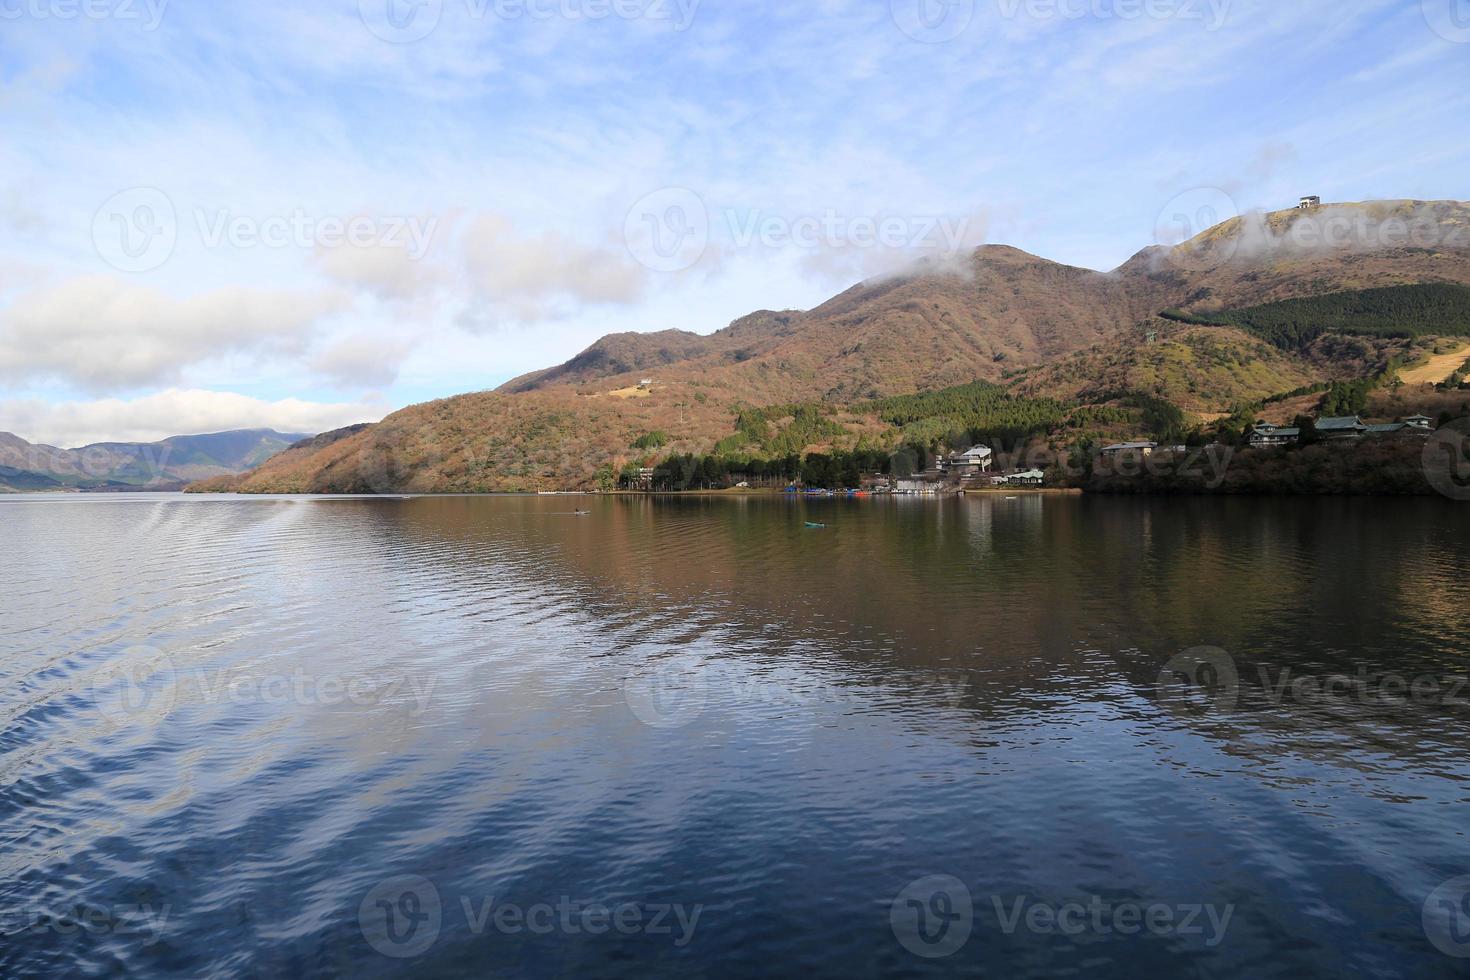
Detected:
left=2, top=493, right=1469, bottom=977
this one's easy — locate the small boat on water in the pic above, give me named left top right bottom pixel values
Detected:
left=805, top=521, right=827, bottom=529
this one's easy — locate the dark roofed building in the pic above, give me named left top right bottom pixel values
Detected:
left=1316, top=415, right=1368, bottom=438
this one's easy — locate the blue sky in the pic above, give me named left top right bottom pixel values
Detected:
left=0, top=0, right=1466, bottom=445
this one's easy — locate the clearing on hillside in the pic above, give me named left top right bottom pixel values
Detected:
left=1398, top=342, right=1470, bottom=386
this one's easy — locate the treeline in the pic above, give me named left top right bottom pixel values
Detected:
left=1164, top=284, right=1470, bottom=350
left=1086, top=440, right=1438, bottom=495
left=714, top=403, right=846, bottom=456
left=631, top=448, right=902, bottom=491
left=859, top=381, right=1072, bottom=442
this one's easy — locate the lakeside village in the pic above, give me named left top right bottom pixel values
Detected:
left=618, top=413, right=1440, bottom=496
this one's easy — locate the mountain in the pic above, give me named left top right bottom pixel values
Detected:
left=205, top=199, right=1470, bottom=494
left=0, top=429, right=315, bottom=492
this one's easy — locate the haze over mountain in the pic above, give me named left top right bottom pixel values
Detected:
left=203, top=200, right=1470, bottom=494
left=0, top=429, right=313, bottom=492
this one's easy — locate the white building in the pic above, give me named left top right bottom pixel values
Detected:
left=938, top=445, right=993, bottom=474
left=1004, top=469, right=1045, bottom=487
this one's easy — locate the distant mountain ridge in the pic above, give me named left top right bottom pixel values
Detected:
left=0, top=428, right=314, bottom=492
left=200, top=198, right=1470, bottom=494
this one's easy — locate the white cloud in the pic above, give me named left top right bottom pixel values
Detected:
left=0, top=388, right=387, bottom=449
left=314, top=240, right=444, bottom=301
left=309, top=333, right=414, bottom=388
left=456, top=214, right=647, bottom=328
left=0, top=276, right=352, bottom=392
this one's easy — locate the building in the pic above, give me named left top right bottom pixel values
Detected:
left=1100, top=441, right=1157, bottom=458
left=1249, top=423, right=1301, bottom=448
left=1299, top=195, right=1322, bottom=209
left=938, top=445, right=993, bottom=474
left=632, top=467, right=655, bottom=490
left=895, top=478, right=942, bottom=494
left=1404, top=415, right=1434, bottom=430
left=1316, top=415, right=1368, bottom=438
left=1366, top=419, right=1434, bottom=437
left=1004, top=469, right=1045, bottom=487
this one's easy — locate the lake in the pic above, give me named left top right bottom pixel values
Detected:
left=3, top=492, right=1469, bottom=978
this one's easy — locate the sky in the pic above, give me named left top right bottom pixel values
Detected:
left=1, top=0, right=1467, bottom=447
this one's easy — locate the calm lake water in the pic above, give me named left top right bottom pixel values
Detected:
left=3, top=492, right=1470, bottom=978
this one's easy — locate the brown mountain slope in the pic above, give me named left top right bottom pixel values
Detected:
left=210, top=199, right=1470, bottom=494
left=1006, top=321, right=1314, bottom=413
left=506, top=245, right=1173, bottom=402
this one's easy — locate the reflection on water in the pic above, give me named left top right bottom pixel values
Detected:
left=2, top=493, right=1469, bottom=978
